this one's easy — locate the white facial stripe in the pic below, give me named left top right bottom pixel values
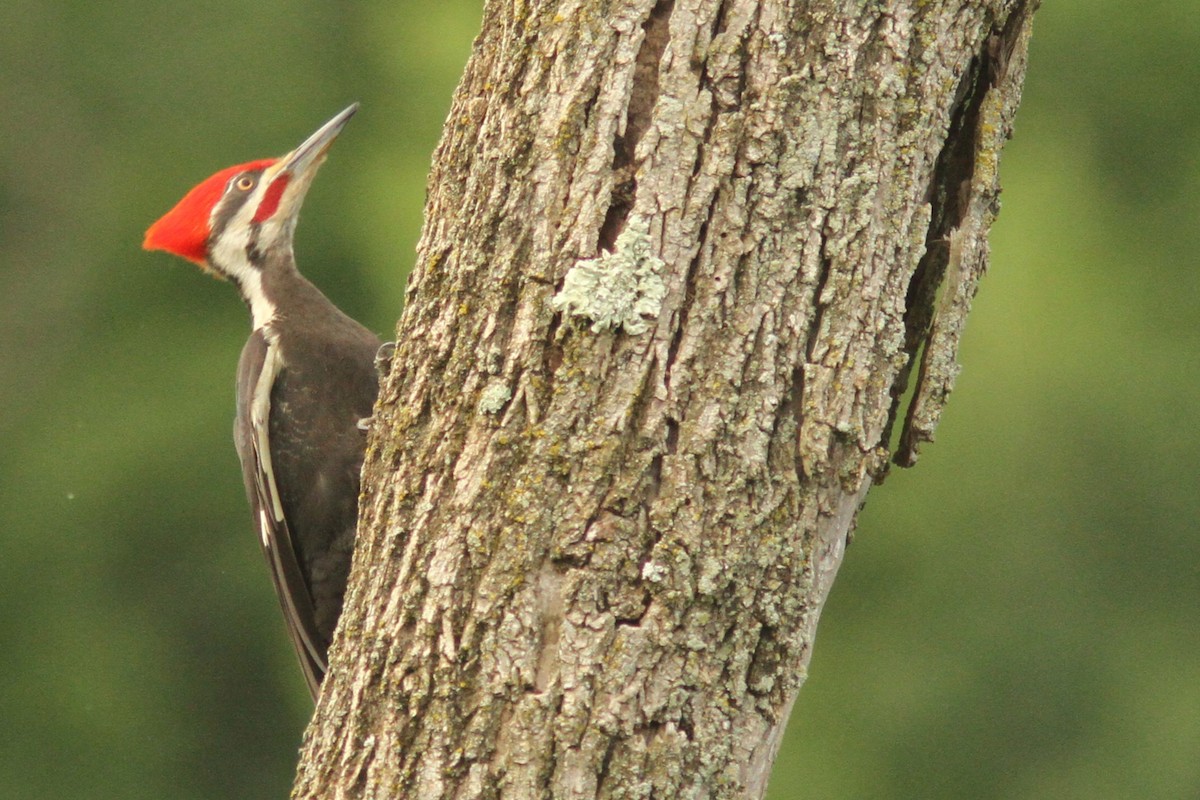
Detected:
left=240, top=271, right=277, bottom=332
left=208, top=176, right=278, bottom=331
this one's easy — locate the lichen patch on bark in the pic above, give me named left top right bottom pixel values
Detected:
left=552, top=218, right=668, bottom=334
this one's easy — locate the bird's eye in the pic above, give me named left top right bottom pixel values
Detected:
left=235, top=176, right=256, bottom=191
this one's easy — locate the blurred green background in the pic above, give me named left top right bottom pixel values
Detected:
left=0, top=1, right=1193, bottom=798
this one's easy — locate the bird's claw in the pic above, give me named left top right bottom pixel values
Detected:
left=374, top=341, right=397, bottom=378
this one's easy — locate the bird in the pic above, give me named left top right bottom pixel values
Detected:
left=143, top=104, right=381, bottom=700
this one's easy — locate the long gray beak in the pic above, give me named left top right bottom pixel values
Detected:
left=278, top=103, right=359, bottom=177
left=257, top=103, right=358, bottom=228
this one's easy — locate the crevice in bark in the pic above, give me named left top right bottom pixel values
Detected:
left=663, top=211, right=708, bottom=391
left=544, top=315, right=564, bottom=375
left=647, top=450, right=665, bottom=492
left=989, top=0, right=1036, bottom=85
left=803, top=231, right=834, bottom=365
left=883, top=15, right=1003, bottom=469
left=613, top=589, right=653, bottom=626
left=594, top=740, right=619, bottom=797
left=556, top=501, right=605, bottom=567
left=663, top=309, right=687, bottom=389
left=598, top=0, right=674, bottom=251
left=788, top=363, right=805, bottom=480
left=710, top=0, right=731, bottom=38
left=752, top=624, right=781, bottom=686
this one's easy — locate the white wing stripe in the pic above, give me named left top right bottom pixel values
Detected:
left=252, top=341, right=286, bottom=523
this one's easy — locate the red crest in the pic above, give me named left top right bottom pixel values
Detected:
left=144, top=159, right=276, bottom=264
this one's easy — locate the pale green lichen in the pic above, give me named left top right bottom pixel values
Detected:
left=478, top=381, right=512, bottom=415
left=641, top=560, right=667, bottom=583
left=551, top=219, right=666, bottom=335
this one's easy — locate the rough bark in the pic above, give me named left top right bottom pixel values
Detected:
left=293, top=0, right=1037, bottom=797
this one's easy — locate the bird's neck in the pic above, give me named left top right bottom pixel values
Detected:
left=244, top=253, right=344, bottom=343
left=212, top=236, right=341, bottom=337
left=237, top=266, right=279, bottom=332
left=220, top=245, right=313, bottom=334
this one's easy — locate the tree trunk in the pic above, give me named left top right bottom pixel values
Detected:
left=293, top=0, right=1037, bottom=797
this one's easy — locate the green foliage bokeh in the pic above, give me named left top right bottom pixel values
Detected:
left=0, top=2, right=1194, bottom=798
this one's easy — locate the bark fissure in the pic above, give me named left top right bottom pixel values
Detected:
left=891, top=0, right=1037, bottom=467
left=881, top=47, right=988, bottom=464
left=662, top=203, right=711, bottom=392
left=600, top=0, right=677, bottom=251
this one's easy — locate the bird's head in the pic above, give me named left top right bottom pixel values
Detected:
left=144, top=103, right=358, bottom=281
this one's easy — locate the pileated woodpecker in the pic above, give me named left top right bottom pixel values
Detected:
left=143, top=104, right=380, bottom=699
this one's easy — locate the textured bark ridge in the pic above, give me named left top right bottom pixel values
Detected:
left=293, top=1, right=1037, bottom=797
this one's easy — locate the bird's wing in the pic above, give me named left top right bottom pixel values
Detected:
left=234, top=332, right=325, bottom=700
